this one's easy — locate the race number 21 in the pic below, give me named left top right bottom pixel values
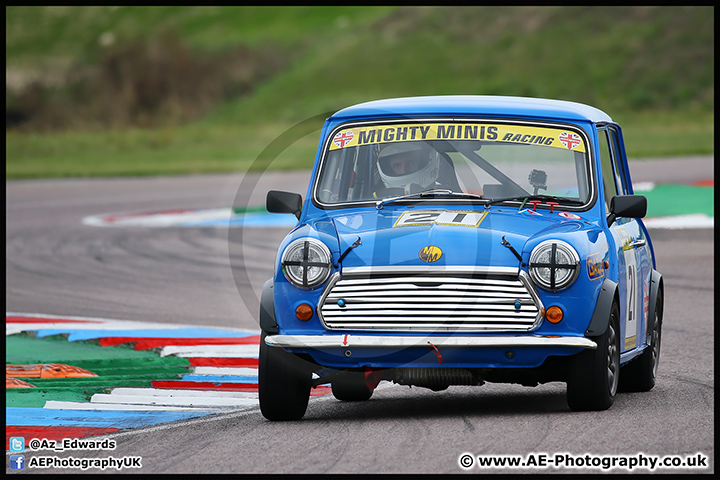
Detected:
left=394, top=211, right=487, bottom=228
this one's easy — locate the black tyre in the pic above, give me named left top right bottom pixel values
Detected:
left=567, top=302, right=621, bottom=411
left=619, top=290, right=663, bottom=392
left=258, top=332, right=312, bottom=421
left=331, top=372, right=374, bottom=402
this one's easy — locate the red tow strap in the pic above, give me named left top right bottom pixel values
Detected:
left=427, top=342, right=443, bottom=364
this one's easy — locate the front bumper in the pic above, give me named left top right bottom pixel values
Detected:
left=266, top=334, right=597, bottom=349
left=265, top=334, right=596, bottom=369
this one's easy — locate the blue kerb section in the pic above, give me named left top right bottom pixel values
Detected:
left=180, top=375, right=258, bottom=384
left=33, top=328, right=256, bottom=341
left=6, top=408, right=213, bottom=428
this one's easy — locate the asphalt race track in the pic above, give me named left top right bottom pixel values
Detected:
left=5, top=157, right=714, bottom=473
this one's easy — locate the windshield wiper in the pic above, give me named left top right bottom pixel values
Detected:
left=376, top=189, right=484, bottom=210
left=485, top=194, right=585, bottom=207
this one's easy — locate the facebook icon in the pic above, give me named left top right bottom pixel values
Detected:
left=10, top=454, right=25, bottom=470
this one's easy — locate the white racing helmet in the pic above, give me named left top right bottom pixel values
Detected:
left=377, top=142, right=440, bottom=193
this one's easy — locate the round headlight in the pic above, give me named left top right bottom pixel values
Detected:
left=528, top=240, right=580, bottom=291
left=281, top=238, right=332, bottom=289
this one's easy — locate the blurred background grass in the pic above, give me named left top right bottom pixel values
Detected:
left=6, top=6, right=714, bottom=179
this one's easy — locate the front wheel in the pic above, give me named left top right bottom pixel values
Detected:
left=258, top=332, right=312, bottom=421
left=567, top=302, right=621, bottom=411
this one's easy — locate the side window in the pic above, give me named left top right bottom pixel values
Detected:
left=608, top=127, right=628, bottom=195
left=597, top=128, right=618, bottom=212
left=316, top=145, right=374, bottom=203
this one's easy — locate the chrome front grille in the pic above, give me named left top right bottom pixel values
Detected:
left=319, top=266, right=543, bottom=332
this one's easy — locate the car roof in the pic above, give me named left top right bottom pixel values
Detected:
left=330, top=95, right=613, bottom=124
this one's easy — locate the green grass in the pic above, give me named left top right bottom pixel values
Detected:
left=617, top=110, right=715, bottom=158
left=6, top=6, right=714, bottom=179
left=5, top=6, right=395, bottom=65
left=6, top=120, right=325, bottom=178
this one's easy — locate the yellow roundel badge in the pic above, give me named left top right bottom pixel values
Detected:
left=419, top=246, right=443, bottom=263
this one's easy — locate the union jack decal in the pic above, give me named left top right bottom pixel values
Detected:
left=333, top=130, right=354, bottom=148
left=558, top=131, right=581, bottom=150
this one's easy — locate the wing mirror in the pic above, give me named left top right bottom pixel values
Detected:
left=607, top=195, right=647, bottom=227
left=267, top=190, right=303, bottom=219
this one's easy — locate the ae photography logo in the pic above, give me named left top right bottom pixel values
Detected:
left=7, top=436, right=142, bottom=472
left=457, top=451, right=710, bottom=472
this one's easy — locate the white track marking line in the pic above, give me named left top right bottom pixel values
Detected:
left=5, top=311, right=259, bottom=333
left=192, top=367, right=258, bottom=376
left=82, top=208, right=234, bottom=227
left=644, top=213, right=714, bottom=229
left=160, top=345, right=259, bottom=358
left=90, top=393, right=258, bottom=408
left=42, top=401, right=245, bottom=412
left=108, top=387, right=256, bottom=398
left=633, top=181, right=655, bottom=192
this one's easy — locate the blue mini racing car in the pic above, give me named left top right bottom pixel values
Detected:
left=259, top=95, right=663, bottom=420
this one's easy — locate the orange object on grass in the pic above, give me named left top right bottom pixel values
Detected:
left=6, top=363, right=98, bottom=379
left=6, top=378, right=37, bottom=388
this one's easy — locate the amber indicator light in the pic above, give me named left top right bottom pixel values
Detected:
left=296, top=304, right=314, bottom=321
left=546, top=306, right=564, bottom=323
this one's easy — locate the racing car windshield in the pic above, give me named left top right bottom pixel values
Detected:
left=314, top=120, right=592, bottom=208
